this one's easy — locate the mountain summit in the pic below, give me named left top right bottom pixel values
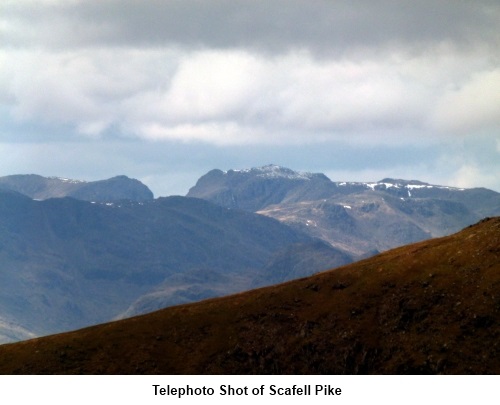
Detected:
left=187, top=164, right=335, bottom=211
left=225, top=164, right=325, bottom=181
left=0, top=174, right=154, bottom=202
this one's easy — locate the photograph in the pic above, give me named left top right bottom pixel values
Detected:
left=0, top=1, right=499, bottom=399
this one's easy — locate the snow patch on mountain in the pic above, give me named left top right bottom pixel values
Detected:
left=336, top=179, right=466, bottom=192
left=48, top=176, right=86, bottom=184
left=225, top=164, right=316, bottom=181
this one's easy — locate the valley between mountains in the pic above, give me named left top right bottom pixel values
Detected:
left=0, top=165, right=499, bottom=370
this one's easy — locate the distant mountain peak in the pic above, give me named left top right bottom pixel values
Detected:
left=224, top=164, right=327, bottom=181
left=0, top=174, right=153, bottom=202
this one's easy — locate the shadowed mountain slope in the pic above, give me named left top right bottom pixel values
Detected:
left=0, top=217, right=498, bottom=374
left=0, top=190, right=348, bottom=342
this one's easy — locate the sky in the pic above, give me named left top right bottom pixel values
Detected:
left=1, top=0, right=499, bottom=197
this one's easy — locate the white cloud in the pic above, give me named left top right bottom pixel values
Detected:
left=164, top=51, right=265, bottom=121
left=1, top=48, right=179, bottom=136
left=133, top=122, right=266, bottom=146
left=432, top=68, right=500, bottom=134
left=448, top=163, right=499, bottom=190
left=3, top=45, right=497, bottom=146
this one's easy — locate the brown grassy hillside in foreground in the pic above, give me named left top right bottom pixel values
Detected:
left=0, top=217, right=499, bottom=374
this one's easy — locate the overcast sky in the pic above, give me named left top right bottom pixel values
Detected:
left=1, top=0, right=499, bottom=196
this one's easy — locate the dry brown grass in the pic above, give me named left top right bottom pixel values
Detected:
left=0, top=217, right=498, bottom=374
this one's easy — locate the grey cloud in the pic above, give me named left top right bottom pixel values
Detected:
left=3, top=1, right=500, bottom=53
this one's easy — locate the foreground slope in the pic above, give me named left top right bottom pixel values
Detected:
left=0, top=218, right=498, bottom=374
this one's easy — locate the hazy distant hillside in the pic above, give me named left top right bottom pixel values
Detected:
left=1, top=217, right=498, bottom=374
left=0, top=174, right=154, bottom=202
left=188, top=165, right=500, bottom=256
left=0, top=190, right=348, bottom=342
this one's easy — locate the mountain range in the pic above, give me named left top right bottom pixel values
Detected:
left=187, top=164, right=500, bottom=256
left=0, top=167, right=498, bottom=345
left=0, top=216, right=498, bottom=374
